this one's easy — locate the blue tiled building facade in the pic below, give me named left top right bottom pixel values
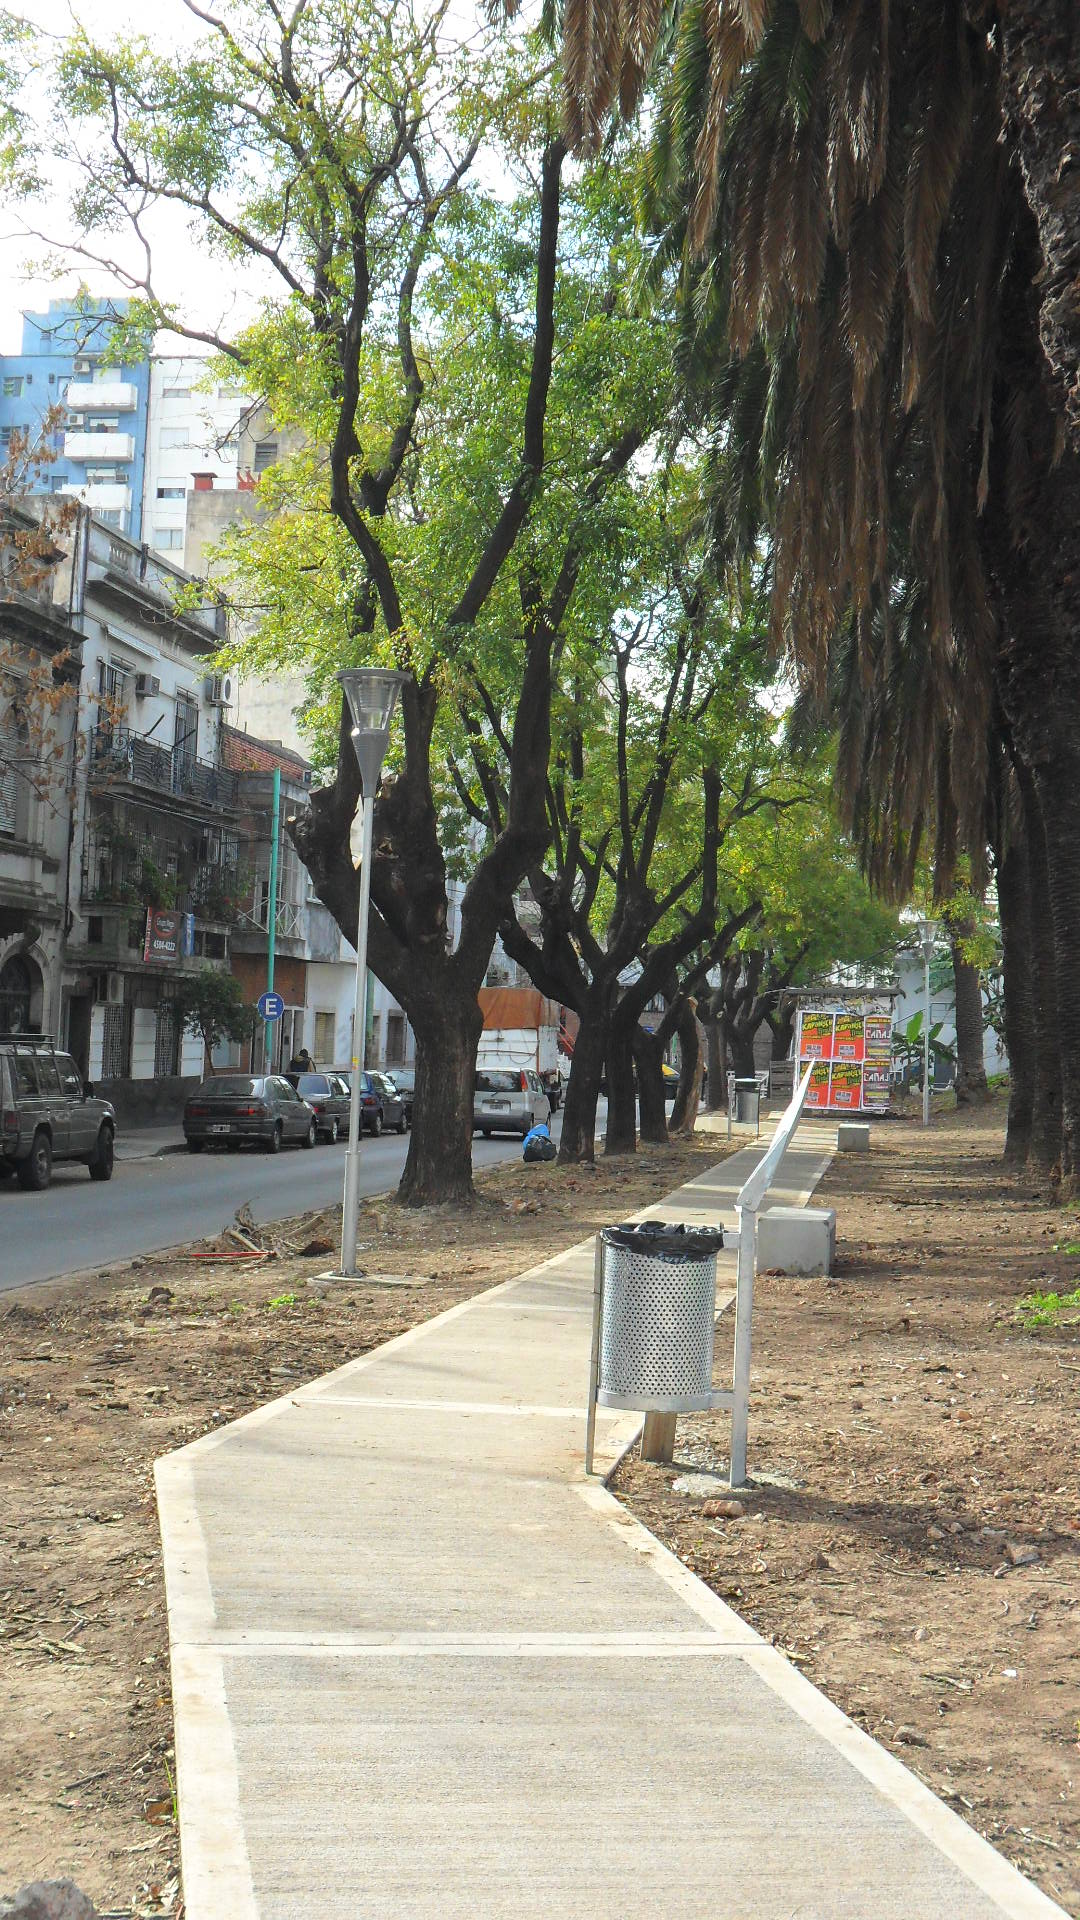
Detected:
left=0, top=297, right=150, bottom=540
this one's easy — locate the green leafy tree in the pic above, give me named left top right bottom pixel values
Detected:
left=48, top=3, right=668, bottom=1205
left=174, top=969, right=257, bottom=1072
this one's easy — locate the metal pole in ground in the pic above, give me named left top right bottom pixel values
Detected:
left=729, top=1202, right=756, bottom=1487
left=585, top=1233, right=603, bottom=1475
left=264, top=764, right=280, bottom=1072
left=340, top=792, right=374, bottom=1280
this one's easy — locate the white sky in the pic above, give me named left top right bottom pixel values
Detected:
left=2, top=0, right=274, bottom=356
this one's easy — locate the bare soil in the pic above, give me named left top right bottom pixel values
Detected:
left=0, top=1135, right=726, bottom=1916
left=615, top=1097, right=1080, bottom=1917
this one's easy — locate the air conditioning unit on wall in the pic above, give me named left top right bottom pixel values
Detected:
left=203, top=671, right=236, bottom=707
left=134, top=672, right=161, bottom=698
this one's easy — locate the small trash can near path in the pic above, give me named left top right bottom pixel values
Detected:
left=585, top=1220, right=727, bottom=1470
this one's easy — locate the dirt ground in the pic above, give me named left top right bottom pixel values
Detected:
left=616, top=1097, right=1079, bottom=1917
left=0, top=1134, right=726, bottom=1917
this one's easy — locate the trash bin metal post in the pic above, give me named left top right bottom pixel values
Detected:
left=729, top=1201, right=756, bottom=1487
left=584, top=1232, right=603, bottom=1476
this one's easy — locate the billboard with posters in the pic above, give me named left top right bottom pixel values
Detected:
left=795, top=1005, right=893, bottom=1112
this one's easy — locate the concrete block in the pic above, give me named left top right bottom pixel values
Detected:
left=757, top=1206, right=836, bottom=1276
left=838, top=1121, right=871, bottom=1153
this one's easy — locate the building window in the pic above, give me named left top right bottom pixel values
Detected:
left=159, top=426, right=190, bottom=450
left=96, top=509, right=124, bottom=527
left=3, top=375, right=22, bottom=397
left=194, top=929, right=227, bottom=959
left=164, top=387, right=191, bottom=400
left=85, top=466, right=122, bottom=483
left=0, top=428, right=11, bottom=448
left=386, top=1012, right=406, bottom=1064
left=87, top=416, right=120, bottom=432
left=152, top=527, right=183, bottom=550
left=127, top=919, right=143, bottom=950
left=314, top=1010, right=335, bottom=1063
left=253, top=439, right=278, bottom=473
left=50, top=475, right=69, bottom=492
left=87, top=915, right=104, bottom=945
left=156, top=485, right=185, bottom=499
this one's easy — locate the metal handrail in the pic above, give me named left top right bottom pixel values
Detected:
left=729, top=1061, right=815, bottom=1485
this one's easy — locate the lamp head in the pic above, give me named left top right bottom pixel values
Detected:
left=915, top=916, right=937, bottom=956
left=336, top=668, right=406, bottom=797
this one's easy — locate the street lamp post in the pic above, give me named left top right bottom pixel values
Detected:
left=916, top=917, right=936, bottom=1127
left=337, top=667, right=405, bottom=1278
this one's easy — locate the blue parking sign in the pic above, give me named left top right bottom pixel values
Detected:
left=258, top=990, right=285, bottom=1020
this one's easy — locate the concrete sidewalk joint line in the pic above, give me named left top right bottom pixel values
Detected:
left=156, top=1130, right=1070, bottom=1920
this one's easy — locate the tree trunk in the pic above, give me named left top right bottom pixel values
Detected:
left=704, top=1014, right=726, bottom=1111
left=633, top=1026, right=668, bottom=1145
left=396, top=988, right=482, bottom=1207
left=729, top=1027, right=757, bottom=1081
left=996, top=821, right=1036, bottom=1163
left=1016, top=774, right=1063, bottom=1172
left=1032, top=767, right=1080, bottom=1183
left=604, top=1015, right=637, bottom=1155
left=558, top=998, right=606, bottom=1163
left=669, top=1005, right=703, bottom=1135
left=1000, top=1, right=1080, bottom=458
left=950, top=925, right=989, bottom=1105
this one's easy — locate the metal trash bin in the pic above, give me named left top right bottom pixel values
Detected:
left=733, top=1077, right=760, bottom=1126
left=596, top=1221, right=726, bottom=1413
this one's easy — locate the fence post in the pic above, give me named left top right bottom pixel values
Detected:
left=729, top=1203, right=756, bottom=1488
left=584, top=1233, right=603, bottom=1476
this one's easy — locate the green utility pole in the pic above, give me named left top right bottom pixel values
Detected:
left=264, top=765, right=280, bottom=1072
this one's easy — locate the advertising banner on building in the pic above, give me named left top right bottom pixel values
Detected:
left=795, top=1004, right=893, bottom=1112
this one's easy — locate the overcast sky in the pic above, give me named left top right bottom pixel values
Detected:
left=1, top=0, right=267, bottom=357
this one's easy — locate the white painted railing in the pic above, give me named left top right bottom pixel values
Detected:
left=728, top=1061, right=815, bottom=1484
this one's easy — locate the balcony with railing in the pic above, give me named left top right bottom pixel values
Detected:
left=89, top=725, right=239, bottom=811
left=81, top=815, right=245, bottom=925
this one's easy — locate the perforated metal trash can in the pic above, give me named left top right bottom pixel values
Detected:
left=596, top=1221, right=726, bottom=1413
left=733, top=1078, right=760, bottom=1125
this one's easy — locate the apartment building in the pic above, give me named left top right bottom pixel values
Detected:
left=0, top=296, right=150, bottom=539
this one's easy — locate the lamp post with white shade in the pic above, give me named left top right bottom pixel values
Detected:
left=336, top=667, right=406, bottom=1278
left=916, top=917, right=937, bottom=1127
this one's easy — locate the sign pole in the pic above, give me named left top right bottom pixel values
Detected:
left=264, top=765, right=280, bottom=1073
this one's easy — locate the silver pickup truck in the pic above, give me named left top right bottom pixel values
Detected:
left=0, top=1033, right=117, bottom=1190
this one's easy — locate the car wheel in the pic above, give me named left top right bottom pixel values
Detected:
left=481, top=1127, right=491, bottom=1139
left=302, top=1119, right=317, bottom=1148
left=88, top=1125, right=114, bottom=1182
left=326, top=1118, right=339, bottom=1144
left=227, top=1139, right=242, bottom=1152
left=17, top=1130, right=52, bottom=1191
left=267, top=1123, right=283, bottom=1154
left=186, top=1139, right=204, bottom=1153
left=396, top=1110, right=407, bottom=1134
left=0, top=1159, right=15, bottom=1180
left=371, top=1110, right=383, bottom=1138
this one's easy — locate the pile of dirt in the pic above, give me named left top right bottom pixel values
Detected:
left=616, top=1097, right=1080, bottom=1916
left=0, top=1134, right=726, bottom=1915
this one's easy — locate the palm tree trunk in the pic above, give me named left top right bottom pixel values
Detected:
left=996, top=825, right=1036, bottom=1163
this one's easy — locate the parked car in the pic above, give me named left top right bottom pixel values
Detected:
left=0, top=1033, right=117, bottom=1191
left=474, top=1068, right=551, bottom=1138
left=331, top=1068, right=409, bottom=1135
left=284, top=1070, right=351, bottom=1142
left=385, top=1066, right=414, bottom=1125
left=183, top=1074, right=318, bottom=1153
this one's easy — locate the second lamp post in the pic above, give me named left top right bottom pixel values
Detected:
left=337, top=667, right=405, bottom=1278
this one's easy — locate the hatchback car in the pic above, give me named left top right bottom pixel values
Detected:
left=473, top=1069, right=551, bottom=1138
left=183, top=1075, right=318, bottom=1152
left=284, top=1070, right=351, bottom=1142
left=0, top=1034, right=117, bottom=1190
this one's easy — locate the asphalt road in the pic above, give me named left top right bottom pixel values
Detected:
left=0, top=1112, right=581, bottom=1294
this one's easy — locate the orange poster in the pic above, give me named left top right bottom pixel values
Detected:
left=833, top=1013, right=865, bottom=1062
left=830, top=1061, right=862, bottom=1109
left=799, top=1012, right=835, bottom=1061
left=804, top=1061, right=832, bottom=1108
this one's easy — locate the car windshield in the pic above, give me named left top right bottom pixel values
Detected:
left=197, top=1076, right=257, bottom=1097
left=295, top=1074, right=329, bottom=1095
left=476, top=1071, right=520, bottom=1093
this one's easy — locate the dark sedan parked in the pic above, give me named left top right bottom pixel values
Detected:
left=385, top=1066, right=414, bottom=1125
left=284, top=1070, right=351, bottom=1142
left=184, top=1075, right=318, bottom=1153
left=331, top=1068, right=409, bottom=1136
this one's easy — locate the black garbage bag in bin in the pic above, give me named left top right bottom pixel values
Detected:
left=597, top=1220, right=726, bottom=1412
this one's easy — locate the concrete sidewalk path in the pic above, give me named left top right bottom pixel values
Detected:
left=157, top=1126, right=1066, bottom=1920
